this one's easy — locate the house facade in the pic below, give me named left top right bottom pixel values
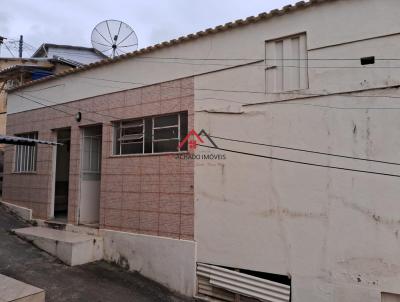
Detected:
left=3, top=0, right=400, bottom=301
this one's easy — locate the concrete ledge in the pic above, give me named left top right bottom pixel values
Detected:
left=0, top=274, right=45, bottom=302
left=13, top=227, right=103, bottom=266
left=102, top=229, right=196, bottom=297
left=0, top=201, right=32, bottom=221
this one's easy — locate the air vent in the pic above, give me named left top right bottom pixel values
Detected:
left=360, top=56, right=375, bottom=65
left=196, top=263, right=291, bottom=302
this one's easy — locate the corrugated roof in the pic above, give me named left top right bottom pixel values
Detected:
left=8, top=0, right=335, bottom=93
left=32, top=43, right=104, bottom=58
left=0, top=135, right=59, bottom=145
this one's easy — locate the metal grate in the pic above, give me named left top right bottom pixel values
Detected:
left=197, top=263, right=291, bottom=302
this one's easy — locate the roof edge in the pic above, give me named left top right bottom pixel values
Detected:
left=8, top=0, right=335, bottom=93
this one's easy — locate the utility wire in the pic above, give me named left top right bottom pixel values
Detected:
left=67, top=76, right=400, bottom=100
left=15, top=92, right=400, bottom=169
left=196, top=97, right=400, bottom=110
left=199, top=145, right=400, bottom=178
left=210, top=135, right=400, bottom=166
left=22, top=92, right=121, bottom=121
left=14, top=91, right=400, bottom=178
left=15, top=93, right=100, bottom=124
left=19, top=49, right=400, bottom=68
left=27, top=49, right=400, bottom=61
left=4, top=43, right=14, bottom=57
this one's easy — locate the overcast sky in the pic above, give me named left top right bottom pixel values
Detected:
left=0, top=0, right=294, bottom=57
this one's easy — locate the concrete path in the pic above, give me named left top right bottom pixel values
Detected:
left=0, top=205, right=191, bottom=302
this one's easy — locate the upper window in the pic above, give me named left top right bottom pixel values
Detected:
left=113, top=112, right=188, bottom=155
left=265, top=33, right=308, bottom=92
left=14, top=132, right=38, bottom=173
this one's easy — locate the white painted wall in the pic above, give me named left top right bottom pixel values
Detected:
left=102, top=230, right=196, bottom=297
left=6, top=0, right=400, bottom=300
left=46, top=46, right=103, bottom=65
left=8, top=0, right=400, bottom=113
left=194, top=87, right=400, bottom=301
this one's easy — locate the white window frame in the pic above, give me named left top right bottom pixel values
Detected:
left=82, top=131, right=102, bottom=175
left=116, top=120, right=144, bottom=155
left=14, top=132, right=38, bottom=173
left=265, top=32, right=308, bottom=93
left=113, top=112, right=186, bottom=156
left=152, top=114, right=180, bottom=153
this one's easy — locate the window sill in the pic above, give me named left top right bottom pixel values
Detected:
left=108, top=151, right=189, bottom=159
left=12, top=171, right=37, bottom=175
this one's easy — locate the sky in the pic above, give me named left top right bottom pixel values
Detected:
left=0, top=0, right=294, bottom=57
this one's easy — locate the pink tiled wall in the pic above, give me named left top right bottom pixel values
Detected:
left=3, top=78, right=195, bottom=240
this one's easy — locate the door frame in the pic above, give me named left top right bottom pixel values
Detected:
left=78, top=124, right=103, bottom=226
left=50, top=127, right=71, bottom=220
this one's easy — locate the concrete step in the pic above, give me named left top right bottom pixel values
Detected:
left=13, top=227, right=103, bottom=266
left=0, top=274, right=45, bottom=302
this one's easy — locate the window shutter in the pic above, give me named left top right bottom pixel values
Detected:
left=265, top=33, right=308, bottom=92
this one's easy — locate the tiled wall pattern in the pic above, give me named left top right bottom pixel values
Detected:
left=3, top=78, right=194, bottom=240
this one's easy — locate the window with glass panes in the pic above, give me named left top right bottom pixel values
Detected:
left=14, top=132, right=38, bottom=172
left=113, top=112, right=188, bottom=155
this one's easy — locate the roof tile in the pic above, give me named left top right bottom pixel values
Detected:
left=8, top=0, right=335, bottom=92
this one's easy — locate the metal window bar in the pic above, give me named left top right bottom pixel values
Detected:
left=27, top=144, right=31, bottom=172
left=151, top=117, right=154, bottom=154
left=178, top=113, right=181, bottom=151
left=113, top=113, right=185, bottom=155
left=14, top=132, right=37, bottom=172
left=143, top=119, right=145, bottom=154
left=14, top=144, right=20, bottom=172
left=22, top=145, right=26, bottom=172
left=118, top=119, right=144, bottom=154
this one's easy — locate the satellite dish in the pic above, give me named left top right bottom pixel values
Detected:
left=91, top=20, right=138, bottom=58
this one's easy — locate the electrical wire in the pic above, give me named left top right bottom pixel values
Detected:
left=199, top=145, right=400, bottom=178
left=14, top=92, right=400, bottom=169
left=18, top=48, right=400, bottom=69
left=3, top=43, right=15, bottom=57
left=12, top=91, right=400, bottom=179
left=15, top=93, right=100, bottom=124
left=22, top=92, right=121, bottom=121
left=209, top=135, right=400, bottom=166
left=62, top=75, right=400, bottom=98
left=25, top=49, right=400, bottom=61
left=69, top=76, right=400, bottom=103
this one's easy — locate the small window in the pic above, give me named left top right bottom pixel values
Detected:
left=265, top=33, right=308, bottom=92
left=14, top=132, right=38, bottom=173
left=113, top=112, right=188, bottom=155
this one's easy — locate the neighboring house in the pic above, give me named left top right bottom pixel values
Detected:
left=0, top=57, right=78, bottom=193
left=3, top=0, right=400, bottom=301
left=32, top=43, right=105, bottom=65
left=0, top=44, right=104, bottom=192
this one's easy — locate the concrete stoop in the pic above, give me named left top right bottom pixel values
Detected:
left=0, top=274, right=45, bottom=302
left=13, top=227, right=103, bottom=266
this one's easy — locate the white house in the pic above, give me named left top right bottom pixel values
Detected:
left=3, top=0, right=400, bottom=301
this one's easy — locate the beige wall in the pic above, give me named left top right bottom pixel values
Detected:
left=8, top=0, right=400, bottom=113
left=4, top=78, right=195, bottom=240
left=194, top=83, right=400, bottom=302
left=4, top=0, right=400, bottom=300
left=102, top=230, right=196, bottom=296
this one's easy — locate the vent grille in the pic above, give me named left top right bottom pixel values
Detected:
left=197, top=263, right=290, bottom=302
left=198, top=275, right=236, bottom=301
